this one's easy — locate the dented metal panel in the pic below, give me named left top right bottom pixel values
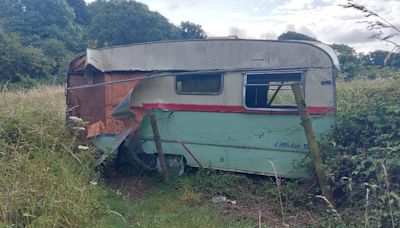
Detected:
left=66, top=39, right=339, bottom=177
left=84, top=39, right=339, bottom=73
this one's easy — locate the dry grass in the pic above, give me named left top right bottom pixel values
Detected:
left=0, top=86, right=112, bottom=227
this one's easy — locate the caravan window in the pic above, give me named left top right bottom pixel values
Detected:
left=244, top=72, right=302, bottom=109
left=175, top=73, right=223, bottom=95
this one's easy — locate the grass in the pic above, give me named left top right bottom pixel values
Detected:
left=0, top=86, right=256, bottom=227
left=109, top=182, right=255, bottom=227
left=1, top=75, right=399, bottom=227
left=0, top=86, right=110, bottom=227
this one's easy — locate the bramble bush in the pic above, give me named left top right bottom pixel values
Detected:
left=322, top=78, right=400, bottom=226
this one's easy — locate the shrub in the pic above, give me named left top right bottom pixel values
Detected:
left=322, top=78, right=400, bottom=226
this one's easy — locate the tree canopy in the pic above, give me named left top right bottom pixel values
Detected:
left=277, top=31, right=318, bottom=42
left=0, top=0, right=82, bottom=51
left=67, top=0, right=90, bottom=25
left=0, top=28, right=54, bottom=84
left=0, top=0, right=398, bottom=86
left=87, top=0, right=180, bottom=47
left=330, top=44, right=360, bottom=79
left=0, top=0, right=207, bottom=84
left=179, top=21, right=207, bottom=40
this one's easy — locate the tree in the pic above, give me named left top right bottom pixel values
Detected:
left=366, top=50, right=400, bottom=68
left=179, top=21, right=207, bottom=40
left=0, top=28, right=54, bottom=83
left=369, top=50, right=389, bottom=68
left=0, top=0, right=82, bottom=51
left=277, top=31, right=318, bottom=42
left=39, top=38, right=74, bottom=80
left=87, top=0, right=180, bottom=48
left=331, top=44, right=360, bottom=80
left=67, top=0, right=90, bottom=25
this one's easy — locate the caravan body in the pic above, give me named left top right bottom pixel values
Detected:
left=67, top=39, right=339, bottom=177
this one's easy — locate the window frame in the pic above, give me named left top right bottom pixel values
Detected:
left=174, top=72, right=224, bottom=95
left=242, top=70, right=305, bottom=111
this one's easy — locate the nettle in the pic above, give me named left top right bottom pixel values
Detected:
left=322, top=79, right=400, bottom=226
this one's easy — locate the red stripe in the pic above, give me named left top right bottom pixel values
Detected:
left=138, top=103, right=334, bottom=115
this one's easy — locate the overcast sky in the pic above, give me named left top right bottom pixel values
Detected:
left=85, top=0, right=400, bottom=52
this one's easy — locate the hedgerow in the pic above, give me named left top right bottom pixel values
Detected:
left=323, top=78, right=400, bottom=226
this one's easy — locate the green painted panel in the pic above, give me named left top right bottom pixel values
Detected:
left=141, top=141, right=312, bottom=177
left=140, top=111, right=334, bottom=177
left=92, top=134, right=117, bottom=153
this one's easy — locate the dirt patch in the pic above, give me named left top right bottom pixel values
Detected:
left=214, top=196, right=317, bottom=227
left=105, top=173, right=153, bottom=201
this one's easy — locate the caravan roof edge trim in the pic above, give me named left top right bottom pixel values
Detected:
left=71, top=39, right=339, bottom=74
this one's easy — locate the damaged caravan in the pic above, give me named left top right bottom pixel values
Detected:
left=66, top=39, right=339, bottom=177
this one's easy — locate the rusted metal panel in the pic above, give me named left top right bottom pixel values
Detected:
left=65, top=39, right=339, bottom=177
left=66, top=72, right=144, bottom=135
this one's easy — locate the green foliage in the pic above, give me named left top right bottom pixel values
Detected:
left=0, top=0, right=83, bottom=85
left=358, top=67, right=400, bottom=80
left=331, top=44, right=361, bottom=80
left=0, top=87, right=104, bottom=226
left=186, top=170, right=252, bottom=198
left=87, top=0, right=180, bottom=48
left=38, top=38, right=74, bottom=83
left=118, top=179, right=254, bottom=227
left=179, top=21, right=207, bottom=40
left=0, top=0, right=82, bottom=51
left=365, top=50, right=400, bottom=68
left=67, top=0, right=90, bottom=25
left=0, top=29, right=54, bottom=83
left=322, top=78, right=400, bottom=226
left=277, top=31, right=318, bottom=41
left=0, top=86, right=257, bottom=227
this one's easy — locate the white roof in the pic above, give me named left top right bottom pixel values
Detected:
left=84, top=39, right=340, bottom=72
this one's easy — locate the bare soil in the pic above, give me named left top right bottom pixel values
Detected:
left=213, top=193, right=318, bottom=227
left=105, top=172, right=153, bottom=201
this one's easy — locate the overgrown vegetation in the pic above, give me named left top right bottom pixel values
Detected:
left=1, top=0, right=399, bottom=87
left=1, top=0, right=399, bottom=226
left=322, top=78, right=400, bottom=227
left=0, top=86, right=256, bottom=227
left=0, top=0, right=207, bottom=86
left=1, top=73, right=399, bottom=226
left=0, top=87, right=109, bottom=227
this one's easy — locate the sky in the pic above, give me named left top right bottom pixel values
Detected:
left=85, top=0, right=400, bottom=53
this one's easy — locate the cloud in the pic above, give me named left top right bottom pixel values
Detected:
left=276, top=0, right=314, bottom=10
left=264, top=0, right=400, bottom=51
left=228, top=27, right=248, bottom=38
left=165, top=0, right=198, bottom=11
left=131, top=0, right=400, bottom=52
left=260, top=31, right=277, bottom=40
left=286, top=24, right=295, bottom=32
left=326, top=28, right=375, bottom=44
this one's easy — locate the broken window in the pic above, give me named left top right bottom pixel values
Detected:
left=176, top=73, right=222, bottom=95
left=244, top=72, right=302, bottom=109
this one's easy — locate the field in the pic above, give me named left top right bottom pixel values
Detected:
left=1, top=76, right=399, bottom=227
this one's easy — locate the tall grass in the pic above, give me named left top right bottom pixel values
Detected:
left=0, top=86, right=111, bottom=227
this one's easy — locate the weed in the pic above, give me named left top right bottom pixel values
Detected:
left=0, top=86, right=115, bottom=227
left=322, top=77, right=400, bottom=226
left=186, top=170, right=252, bottom=198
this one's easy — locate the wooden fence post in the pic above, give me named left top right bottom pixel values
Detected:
left=150, top=114, right=169, bottom=183
left=291, top=83, right=334, bottom=203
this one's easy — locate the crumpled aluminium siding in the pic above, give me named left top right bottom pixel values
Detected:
left=85, top=39, right=340, bottom=73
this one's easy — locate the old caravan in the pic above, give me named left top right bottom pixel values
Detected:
left=67, top=39, right=339, bottom=177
